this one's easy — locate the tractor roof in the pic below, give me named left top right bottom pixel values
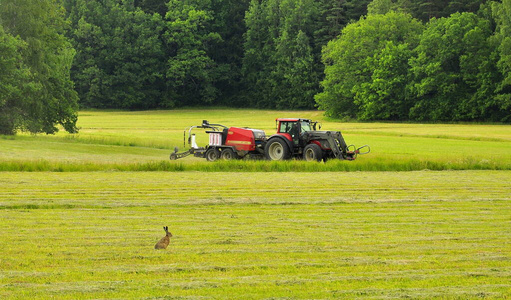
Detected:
left=276, top=118, right=312, bottom=122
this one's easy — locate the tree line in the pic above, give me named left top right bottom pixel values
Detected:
left=1, top=0, right=510, bottom=134
left=318, top=0, right=510, bottom=122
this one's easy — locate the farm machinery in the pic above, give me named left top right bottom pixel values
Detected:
left=170, top=118, right=369, bottom=162
left=170, top=120, right=266, bottom=161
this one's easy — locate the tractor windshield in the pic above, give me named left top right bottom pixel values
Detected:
left=300, top=121, right=312, bottom=133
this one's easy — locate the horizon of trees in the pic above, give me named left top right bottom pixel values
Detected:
left=317, top=0, right=510, bottom=122
left=1, top=0, right=510, bottom=135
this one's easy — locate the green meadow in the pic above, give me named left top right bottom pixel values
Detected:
left=1, top=109, right=510, bottom=299
left=1, top=109, right=510, bottom=171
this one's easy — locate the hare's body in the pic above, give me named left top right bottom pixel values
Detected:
left=155, top=226, right=172, bottom=249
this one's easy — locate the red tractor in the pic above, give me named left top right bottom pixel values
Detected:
left=264, top=118, right=369, bottom=162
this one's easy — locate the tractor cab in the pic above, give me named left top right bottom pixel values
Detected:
left=275, top=118, right=319, bottom=145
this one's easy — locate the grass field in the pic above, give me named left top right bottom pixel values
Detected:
left=1, top=171, right=510, bottom=299
left=0, top=109, right=510, bottom=298
left=1, top=109, right=510, bottom=171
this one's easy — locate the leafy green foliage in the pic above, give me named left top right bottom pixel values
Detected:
left=314, top=0, right=349, bottom=47
left=271, top=0, right=320, bottom=109
left=368, top=0, right=489, bottom=21
left=316, top=12, right=423, bottom=120
left=208, top=0, right=251, bottom=106
left=491, top=0, right=511, bottom=121
left=66, top=0, right=250, bottom=109
left=0, top=0, right=78, bottom=135
left=67, top=0, right=165, bottom=109
left=134, top=0, right=168, bottom=16
left=0, top=25, right=31, bottom=135
left=274, top=30, right=318, bottom=109
left=355, top=41, right=416, bottom=120
left=164, top=0, right=221, bottom=106
left=318, top=5, right=510, bottom=122
left=368, top=0, right=395, bottom=14
left=367, top=0, right=415, bottom=15
left=411, top=0, right=487, bottom=22
left=243, top=0, right=355, bottom=109
left=2, top=0, right=509, bottom=122
left=408, top=12, right=498, bottom=121
left=344, top=0, right=373, bottom=21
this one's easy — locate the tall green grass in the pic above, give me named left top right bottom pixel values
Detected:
left=1, top=157, right=508, bottom=172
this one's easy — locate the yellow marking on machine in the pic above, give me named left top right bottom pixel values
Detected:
left=227, top=140, right=252, bottom=145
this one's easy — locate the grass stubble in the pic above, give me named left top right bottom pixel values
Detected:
left=0, top=171, right=510, bottom=299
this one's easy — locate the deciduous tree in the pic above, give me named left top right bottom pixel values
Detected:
left=316, top=12, right=423, bottom=120
left=408, top=12, right=498, bottom=121
left=0, top=0, right=78, bottom=134
left=164, top=0, right=221, bottom=106
left=67, top=0, right=165, bottom=109
left=491, top=0, right=511, bottom=121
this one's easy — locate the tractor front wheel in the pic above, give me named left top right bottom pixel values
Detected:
left=265, top=138, right=290, bottom=161
left=303, top=143, right=323, bottom=162
left=205, top=148, right=220, bottom=162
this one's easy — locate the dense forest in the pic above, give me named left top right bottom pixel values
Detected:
left=1, top=0, right=510, bottom=134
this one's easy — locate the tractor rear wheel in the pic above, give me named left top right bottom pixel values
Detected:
left=265, top=138, right=290, bottom=161
left=303, top=143, right=323, bottom=162
left=220, top=148, right=237, bottom=160
left=205, top=148, right=220, bottom=162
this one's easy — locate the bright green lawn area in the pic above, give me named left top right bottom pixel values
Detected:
left=0, top=171, right=510, bottom=299
left=1, top=109, right=510, bottom=170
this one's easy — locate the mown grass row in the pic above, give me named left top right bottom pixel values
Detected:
left=1, top=157, right=509, bottom=172
left=1, top=171, right=510, bottom=299
left=345, top=130, right=510, bottom=142
left=3, top=133, right=174, bottom=149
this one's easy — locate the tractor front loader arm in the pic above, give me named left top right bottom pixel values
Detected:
left=306, top=131, right=370, bottom=160
left=326, top=131, right=352, bottom=160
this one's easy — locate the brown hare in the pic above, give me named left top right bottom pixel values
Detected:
left=154, top=226, right=172, bottom=249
